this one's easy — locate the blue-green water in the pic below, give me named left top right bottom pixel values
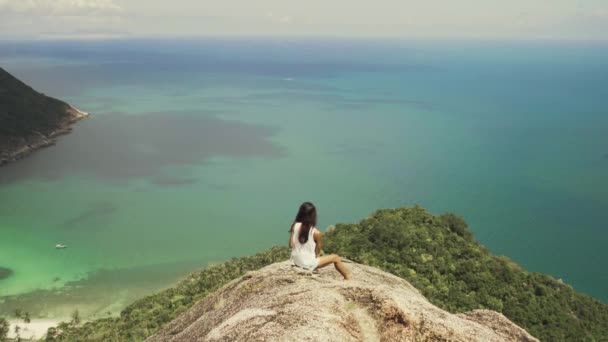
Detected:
left=0, top=39, right=607, bottom=317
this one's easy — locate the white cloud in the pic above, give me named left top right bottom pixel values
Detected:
left=266, top=12, right=293, bottom=24
left=0, top=0, right=122, bottom=16
left=0, top=0, right=606, bottom=40
left=0, top=0, right=125, bottom=39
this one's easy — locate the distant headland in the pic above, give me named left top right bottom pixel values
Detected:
left=0, top=67, right=88, bottom=166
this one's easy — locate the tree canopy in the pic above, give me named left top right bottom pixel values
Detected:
left=0, top=67, right=71, bottom=140
left=322, top=206, right=608, bottom=341
left=44, top=206, right=608, bottom=341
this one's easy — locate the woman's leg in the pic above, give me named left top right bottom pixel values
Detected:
left=316, top=254, right=351, bottom=280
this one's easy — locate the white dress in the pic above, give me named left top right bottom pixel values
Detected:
left=290, top=222, right=320, bottom=270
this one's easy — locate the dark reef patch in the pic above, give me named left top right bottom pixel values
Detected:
left=0, top=111, right=285, bottom=184
left=59, top=201, right=119, bottom=229
left=151, top=177, right=198, bottom=187
left=0, top=267, right=13, bottom=280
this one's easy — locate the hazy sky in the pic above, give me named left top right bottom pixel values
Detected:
left=0, top=0, right=606, bottom=40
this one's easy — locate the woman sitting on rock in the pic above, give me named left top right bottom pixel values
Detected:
left=288, top=202, right=351, bottom=280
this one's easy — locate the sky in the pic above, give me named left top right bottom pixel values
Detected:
left=0, top=0, right=607, bottom=40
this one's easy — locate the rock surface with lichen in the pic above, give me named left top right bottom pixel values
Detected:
left=147, top=260, right=538, bottom=342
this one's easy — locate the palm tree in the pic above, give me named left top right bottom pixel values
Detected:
left=0, top=318, right=9, bottom=340
left=14, top=308, right=22, bottom=319
left=71, top=309, right=81, bottom=326
left=46, top=326, right=58, bottom=341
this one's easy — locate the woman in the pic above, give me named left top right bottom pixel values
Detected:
left=288, top=202, right=351, bottom=280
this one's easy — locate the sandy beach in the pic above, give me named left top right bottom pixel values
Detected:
left=68, top=105, right=90, bottom=122
left=7, top=319, right=62, bottom=340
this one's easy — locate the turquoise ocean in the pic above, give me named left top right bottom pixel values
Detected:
left=0, top=39, right=606, bottom=318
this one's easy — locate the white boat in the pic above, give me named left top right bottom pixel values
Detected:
left=55, top=244, right=67, bottom=249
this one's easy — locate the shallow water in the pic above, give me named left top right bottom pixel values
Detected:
left=0, top=39, right=606, bottom=317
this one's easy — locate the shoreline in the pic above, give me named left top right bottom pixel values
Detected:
left=0, top=257, right=207, bottom=324
left=6, top=318, right=64, bottom=340
left=0, top=105, right=89, bottom=167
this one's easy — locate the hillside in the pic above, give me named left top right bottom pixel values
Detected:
left=41, top=248, right=292, bottom=341
left=322, top=207, right=608, bottom=341
left=0, top=67, right=87, bottom=166
left=37, top=207, right=608, bottom=341
left=148, top=260, right=538, bottom=342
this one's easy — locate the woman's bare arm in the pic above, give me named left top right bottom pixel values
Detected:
left=313, top=230, right=322, bottom=257
left=288, top=224, right=295, bottom=249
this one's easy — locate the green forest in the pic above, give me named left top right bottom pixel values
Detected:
left=0, top=67, right=71, bottom=139
left=322, top=207, right=608, bottom=341
left=40, top=247, right=290, bottom=341
left=1, top=206, right=606, bottom=341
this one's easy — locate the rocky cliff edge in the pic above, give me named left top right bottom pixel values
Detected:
left=147, top=260, right=538, bottom=342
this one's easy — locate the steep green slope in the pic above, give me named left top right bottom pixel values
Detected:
left=0, top=67, right=71, bottom=139
left=39, top=206, right=607, bottom=341
left=323, top=206, right=608, bottom=341
left=44, top=247, right=290, bottom=341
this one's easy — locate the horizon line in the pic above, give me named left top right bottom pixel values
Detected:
left=0, top=34, right=607, bottom=44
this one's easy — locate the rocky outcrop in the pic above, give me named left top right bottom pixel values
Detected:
left=0, top=105, right=87, bottom=166
left=147, top=260, right=538, bottom=342
left=0, top=66, right=89, bottom=166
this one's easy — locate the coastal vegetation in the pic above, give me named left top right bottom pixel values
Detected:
left=43, top=206, right=607, bottom=341
left=44, top=247, right=291, bottom=341
left=0, top=67, right=71, bottom=139
left=0, top=67, right=86, bottom=166
left=323, top=206, right=608, bottom=341
left=0, top=318, right=8, bottom=340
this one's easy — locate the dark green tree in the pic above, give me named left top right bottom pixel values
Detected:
left=71, top=310, right=81, bottom=326
left=13, top=309, right=22, bottom=319
left=0, top=318, right=9, bottom=340
left=45, top=327, right=58, bottom=341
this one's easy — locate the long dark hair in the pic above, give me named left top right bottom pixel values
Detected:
left=293, top=202, right=317, bottom=244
